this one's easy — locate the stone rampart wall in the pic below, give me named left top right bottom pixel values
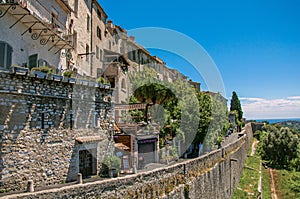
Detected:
left=5, top=123, right=253, bottom=199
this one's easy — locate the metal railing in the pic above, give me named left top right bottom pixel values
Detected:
left=27, top=0, right=68, bottom=34
left=0, top=0, right=69, bottom=36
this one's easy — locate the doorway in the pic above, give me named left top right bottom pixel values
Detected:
left=79, top=149, right=96, bottom=177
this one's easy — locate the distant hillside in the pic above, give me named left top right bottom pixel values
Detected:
left=275, top=120, right=300, bottom=133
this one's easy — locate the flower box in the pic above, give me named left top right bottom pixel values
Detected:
left=52, top=74, right=63, bottom=81
left=31, top=70, right=47, bottom=79
left=68, top=77, right=76, bottom=84
left=80, top=79, right=89, bottom=86
left=104, top=84, right=111, bottom=89
left=10, top=66, right=29, bottom=75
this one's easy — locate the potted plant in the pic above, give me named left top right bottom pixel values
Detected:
left=31, top=66, right=53, bottom=79
left=62, top=70, right=76, bottom=83
left=10, top=64, right=29, bottom=75
left=96, top=77, right=107, bottom=88
left=103, top=155, right=121, bottom=178
left=63, top=70, right=73, bottom=78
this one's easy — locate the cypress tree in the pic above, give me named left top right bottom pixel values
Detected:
left=230, top=91, right=243, bottom=121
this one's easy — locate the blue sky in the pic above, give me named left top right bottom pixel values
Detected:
left=99, top=0, right=300, bottom=119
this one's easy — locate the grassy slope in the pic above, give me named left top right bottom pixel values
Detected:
left=233, top=139, right=272, bottom=199
left=261, top=166, right=271, bottom=198
left=274, top=169, right=300, bottom=199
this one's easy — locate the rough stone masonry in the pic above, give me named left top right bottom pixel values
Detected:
left=0, top=70, right=114, bottom=192
left=2, top=124, right=253, bottom=199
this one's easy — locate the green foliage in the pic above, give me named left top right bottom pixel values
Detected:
left=129, top=66, right=228, bottom=156
left=63, top=70, right=74, bottom=77
left=276, top=170, right=300, bottom=198
left=230, top=91, right=243, bottom=121
left=258, top=124, right=300, bottom=170
left=233, top=140, right=261, bottom=198
left=261, top=167, right=271, bottom=199
left=103, top=156, right=121, bottom=171
left=254, top=130, right=262, bottom=140
left=194, top=92, right=228, bottom=150
left=128, top=96, right=144, bottom=123
left=96, top=77, right=109, bottom=84
left=31, top=66, right=54, bottom=74
left=133, top=82, right=175, bottom=105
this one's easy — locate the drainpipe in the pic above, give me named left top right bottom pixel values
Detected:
left=90, top=0, right=94, bottom=77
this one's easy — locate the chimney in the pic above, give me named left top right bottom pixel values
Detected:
left=106, top=20, right=114, bottom=29
left=129, top=36, right=135, bottom=41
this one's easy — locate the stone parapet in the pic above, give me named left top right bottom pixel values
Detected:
left=2, top=123, right=253, bottom=198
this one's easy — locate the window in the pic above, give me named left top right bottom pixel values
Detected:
left=121, top=78, right=126, bottom=90
left=51, top=7, right=59, bottom=28
left=94, top=113, right=99, bottom=127
left=97, top=26, right=101, bottom=40
left=86, top=44, right=89, bottom=62
left=38, top=59, right=49, bottom=67
left=96, top=45, right=99, bottom=59
left=132, top=51, right=136, bottom=61
left=100, top=49, right=103, bottom=61
left=28, top=54, right=38, bottom=69
left=74, top=0, right=78, bottom=17
left=87, top=15, right=90, bottom=31
left=0, top=41, right=12, bottom=69
left=97, top=9, right=101, bottom=19
left=73, top=30, right=77, bottom=51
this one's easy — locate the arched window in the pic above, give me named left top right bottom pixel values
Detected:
left=121, top=78, right=126, bottom=90
left=0, top=41, right=12, bottom=69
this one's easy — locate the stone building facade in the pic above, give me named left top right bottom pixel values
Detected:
left=0, top=69, right=114, bottom=192
left=0, top=0, right=203, bottom=193
left=0, top=0, right=73, bottom=71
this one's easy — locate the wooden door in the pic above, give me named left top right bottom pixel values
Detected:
left=79, top=150, right=93, bottom=177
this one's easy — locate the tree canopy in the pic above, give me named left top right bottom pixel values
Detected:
left=230, top=91, right=243, bottom=121
left=128, top=66, right=228, bottom=156
left=257, top=124, right=300, bottom=170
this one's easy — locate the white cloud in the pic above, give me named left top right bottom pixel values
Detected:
left=240, top=97, right=264, bottom=102
left=287, top=96, right=300, bottom=100
left=241, top=96, right=300, bottom=119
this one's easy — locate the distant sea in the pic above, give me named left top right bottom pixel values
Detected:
left=254, top=118, right=300, bottom=124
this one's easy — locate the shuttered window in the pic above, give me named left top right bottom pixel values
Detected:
left=0, top=41, right=12, bottom=69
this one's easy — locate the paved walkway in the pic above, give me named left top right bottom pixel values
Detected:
left=251, top=140, right=259, bottom=156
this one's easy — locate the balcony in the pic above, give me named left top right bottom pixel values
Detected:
left=103, top=49, right=129, bottom=77
left=0, top=0, right=73, bottom=53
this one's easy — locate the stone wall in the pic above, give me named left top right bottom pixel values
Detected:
left=0, top=70, right=114, bottom=192
left=5, top=123, right=253, bottom=198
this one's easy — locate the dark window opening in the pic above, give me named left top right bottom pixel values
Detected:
left=97, top=26, right=102, bottom=40
left=86, top=44, right=89, bottom=62
left=28, top=54, right=38, bottom=70
left=0, top=41, right=13, bottom=69
left=87, top=15, right=90, bottom=31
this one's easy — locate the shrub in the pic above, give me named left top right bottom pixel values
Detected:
left=31, top=66, right=54, bottom=74
left=96, top=77, right=110, bottom=85
left=103, top=155, right=121, bottom=171
left=63, top=70, right=74, bottom=78
left=96, top=77, right=106, bottom=84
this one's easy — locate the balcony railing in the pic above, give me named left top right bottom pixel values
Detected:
left=0, top=0, right=73, bottom=51
left=1, top=0, right=68, bottom=36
